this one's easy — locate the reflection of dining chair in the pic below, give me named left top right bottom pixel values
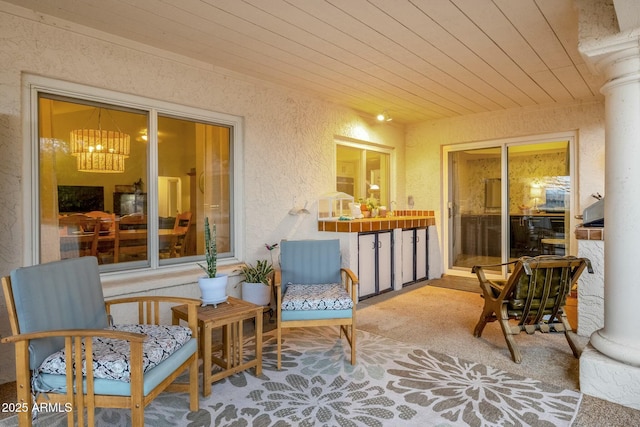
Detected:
left=58, top=214, right=100, bottom=260
left=85, top=210, right=116, bottom=231
left=1, top=257, right=199, bottom=426
left=472, top=255, right=592, bottom=363
left=541, top=218, right=566, bottom=255
left=115, top=213, right=147, bottom=262
left=172, top=211, right=192, bottom=257
left=160, top=212, right=192, bottom=259
left=85, top=211, right=116, bottom=263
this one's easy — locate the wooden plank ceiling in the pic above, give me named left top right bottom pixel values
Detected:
left=5, top=0, right=605, bottom=124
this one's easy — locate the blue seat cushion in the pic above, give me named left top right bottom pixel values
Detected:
left=37, top=324, right=192, bottom=382
left=281, top=283, right=353, bottom=321
left=282, top=283, right=353, bottom=311
left=33, top=338, right=197, bottom=397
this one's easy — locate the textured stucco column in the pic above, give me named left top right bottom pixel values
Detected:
left=577, top=1, right=640, bottom=407
left=589, top=45, right=640, bottom=367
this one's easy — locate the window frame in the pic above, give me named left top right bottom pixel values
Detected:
left=23, top=74, right=244, bottom=274
left=335, top=136, right=395, bottom=207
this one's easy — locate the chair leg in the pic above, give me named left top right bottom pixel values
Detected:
left=350, top=325, right=356, bottom=365
left=564, top=330, right=581, bottom=358
left=131, top=406, right=144, bottom=426
left=14, top=342, right=33, bottom=427
left=189, top=354, right=199, bottom=411
left=560, top=314, right=581, bottom=358
left=497, top=307, right=522, bottom=363
left=473, top=307, right=493, bottom=337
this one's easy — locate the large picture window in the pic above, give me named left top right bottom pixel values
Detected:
left=30, top=76, right=242, bottom=272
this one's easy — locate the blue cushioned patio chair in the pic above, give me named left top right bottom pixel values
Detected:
left=1, top=257, right=200, bottom=426
left=276, top=239, right=358, bottom=369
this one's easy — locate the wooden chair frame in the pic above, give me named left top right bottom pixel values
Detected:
left=275, top=240, right=358, bottom=369
left=2, top=275, right=200, bottom=427
left=472, top=255, right=592, bottom=363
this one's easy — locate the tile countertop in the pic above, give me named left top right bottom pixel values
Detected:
left=575, top=226, right=604, bottom=241
left=318, top=210, right=435, bottom=233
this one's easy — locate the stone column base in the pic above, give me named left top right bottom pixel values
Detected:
left=580, top=343, right=640, bottom=410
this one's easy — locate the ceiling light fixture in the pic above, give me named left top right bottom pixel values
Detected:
left=376, top=110, right=392, bottom=122
left=70, top=108, right=130, bottom=173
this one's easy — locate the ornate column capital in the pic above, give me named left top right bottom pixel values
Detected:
left=576, top=0, right=640, bottom=78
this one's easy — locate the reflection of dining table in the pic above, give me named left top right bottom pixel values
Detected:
left=94, top=228, right=175, bottom=239
left=62, top=229, right=181, bottom=262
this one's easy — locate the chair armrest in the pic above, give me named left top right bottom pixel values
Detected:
left=340, top=268, right=359, bottom=302
left=105, top=296, right=200, bottom=338
left=1, top=328, right=146, bottom=344
left=274, top=281, right=282, bottom=316
left=106, top=296, right=201, bottom=306
left=472, top=264, right=512, bottom=300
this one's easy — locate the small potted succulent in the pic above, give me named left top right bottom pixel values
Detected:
left=240, top=259, right=274, bottom=306
left=197, top=217, right=228, bottom=306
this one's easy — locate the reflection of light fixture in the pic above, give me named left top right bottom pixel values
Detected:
left=376, top=110, right=392, bottom=122
left=530, top=185, right=543, bottom=212
left=369, top=183, right=379, bottom=199
left=70, top=108, right=130, bottom=173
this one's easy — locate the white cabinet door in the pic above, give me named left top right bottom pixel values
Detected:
left=416, top=228, right=428, bottom=280
left=358, top=233, right=377, bottom=298
left=402, top=229, right=415, bottom=284
left=378, top=231, right=392, bottom=292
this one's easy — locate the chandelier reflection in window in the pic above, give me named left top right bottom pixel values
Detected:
left=70, top=108, right=130, bottom=173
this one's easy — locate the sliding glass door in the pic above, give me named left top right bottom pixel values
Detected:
left=444, top=136, right=573, bottom=278
left=448, top=147, right=502, bottom=273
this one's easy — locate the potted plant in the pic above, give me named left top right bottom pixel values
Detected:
left=197, top=217, right=228, bottom=306
left=240, top=259, right=274, bottom=306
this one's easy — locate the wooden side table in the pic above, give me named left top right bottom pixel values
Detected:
left=171, top=296, right=263, bottom=397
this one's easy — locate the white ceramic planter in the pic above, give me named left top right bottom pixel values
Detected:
left=241, top=282, right=271, bottom=306
left=198, top=274, right=228, bottom=306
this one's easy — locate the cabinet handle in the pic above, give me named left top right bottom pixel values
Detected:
left=416, top=235, right=419, bottom=243
left=371, top=241, right=376, bottom=250
left=378, top=240, right=382, bottom=249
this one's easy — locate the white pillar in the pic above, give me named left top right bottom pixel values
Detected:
left=577, top=1, right=640, bottom=407
left=589, top=45, right=640, bottom=366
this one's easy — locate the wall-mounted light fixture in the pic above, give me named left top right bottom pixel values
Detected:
left=376, top=110, right=392, bottom=122
left=288, top=197, right=310, bottom=215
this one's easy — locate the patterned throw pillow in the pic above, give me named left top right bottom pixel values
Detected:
left=282, top=283, right=353, bottom=311
left=37, top=324, right=192, bottom=382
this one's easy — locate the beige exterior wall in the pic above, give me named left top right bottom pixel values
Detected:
left=0, top=8, right=405, bottom=277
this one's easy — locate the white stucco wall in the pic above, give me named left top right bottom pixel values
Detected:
left=405, top=101, right=605, bottom=270
left=0, top=6, right=405, bottom=280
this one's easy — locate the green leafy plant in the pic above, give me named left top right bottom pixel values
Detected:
left=241, top=259, right=274, bottom=286
left=366, top=197, right=378, bottom=212
left=198, top=217, right=217, bottom=278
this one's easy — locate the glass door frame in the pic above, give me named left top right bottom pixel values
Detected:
left=441, top=131, right=578, bottom=280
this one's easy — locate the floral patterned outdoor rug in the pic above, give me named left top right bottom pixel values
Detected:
left=1, top=328, right=581, bottom=426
